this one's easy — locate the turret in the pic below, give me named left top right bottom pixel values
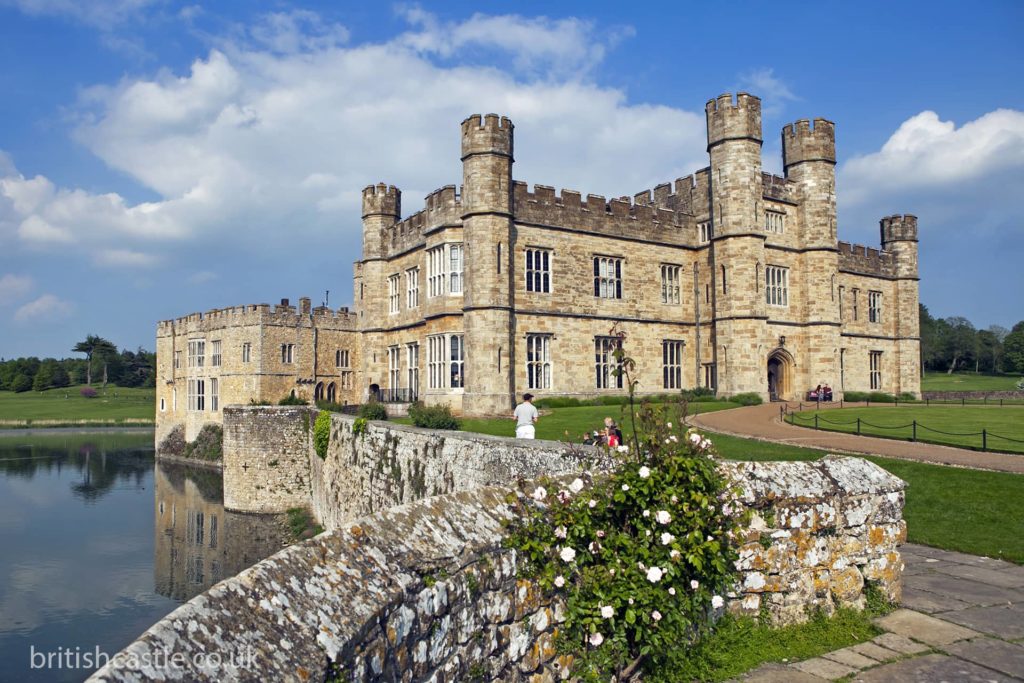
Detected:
left=461, top=114, right=515, bottom=414
left=361, top=183, right=400, bottom=260
left=880, top=214, right=919, bottom=279
left=705, top=93, right=764, bottom=236
left=461, top=114, right=513, bottom=215
left=783, top=118, right=836, bottom=247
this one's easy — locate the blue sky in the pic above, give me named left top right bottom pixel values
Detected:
left=0, top=0, right=1022, bottom=359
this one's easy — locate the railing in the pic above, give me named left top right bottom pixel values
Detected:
left=782, top=408, right=1024, bottom=454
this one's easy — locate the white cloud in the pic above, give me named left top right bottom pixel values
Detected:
left=245, top=9, right=350, bottom=55
left=737, top=67, right=798, bottom=117
left=842, top=109, right=1024, bottom=205
left=0, top=0, right=161, bottom=29
left=13, top=293, right=72, bottom=323
left=94, top=248, right=158, bottom=268
left=0, top=273, right=33, bottom=305
left=186, top=270, right=217, bottom=285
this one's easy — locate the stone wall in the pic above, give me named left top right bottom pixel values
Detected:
left=93, top=447, right=905, bottom=682
left=922, top=390, right=1024, bottom=401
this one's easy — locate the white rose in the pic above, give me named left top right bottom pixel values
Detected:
left=646, top=566, right=664, bottom=583
left=621, top=484, right=630, bottom=492
left=651, top=610, right=662, bottom=622
left=554, top=575, right=565, bottom=588
left=656, top=510, right=672, bottom=525
left=554, top=525, right=567, bottom=539
left=668, top=587, right=676, bottom=596
left=670, top=549, right=680, bottom=559
left=569, top=478, right=585, bottom=493
left=638, top=466, right=651, bottom=479
left=559, top=547, right=576, bottom=562
left=589, top=632, right=604, bottom=647
left=712, top=595, right=724, bottom=609
left=616, top=445, right=629, bottom=453
left=666, top=422, right=673, bottom=429
left=690, top=579, right=699, bottom=590
left=689, top=432, right=702, bottom=445
left=531, top=486, right=547, bottom=501
left=643, top=509, right=651, bottom=518
left=600, top=605, right=614, bottom=619
left=588, top=499, right=597, bottom=508
left=660, top=532, right=676, bottom=545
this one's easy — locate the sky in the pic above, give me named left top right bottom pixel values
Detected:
left=0, top=0, right=1022, bottom=359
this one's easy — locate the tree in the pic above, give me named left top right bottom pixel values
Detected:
left=1004, top=321, right=1024, bottom=374
left=72, top=335, right=117, bottom=386
left=32, top=361, right=57, bottom=391
left=10, top=374, right=32, bottom=393
left=942, top=317, right=977, bottom=374
left=976, top=330, right=1003, bottom=373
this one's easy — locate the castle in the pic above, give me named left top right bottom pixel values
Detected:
left=156, top=91, right=920, bottom=442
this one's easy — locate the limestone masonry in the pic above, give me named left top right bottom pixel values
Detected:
left=157, top=90, right=920, bottom=440
left=93, top=414, right=906, bottom=682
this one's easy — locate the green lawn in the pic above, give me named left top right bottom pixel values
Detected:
left=922, top=371, right=1023, bottom=392
left=397, top=400, right=739, bottom=441
left=790, top=405, right=1024, bottom=454
left=0, top=385, right=155, bottom=426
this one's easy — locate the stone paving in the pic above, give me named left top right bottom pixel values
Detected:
left=738, top=543, right=1024, bottom=681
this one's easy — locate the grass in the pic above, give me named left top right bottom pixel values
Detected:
left=665, top=607, right=885, bottom=681
left=0, top=385, right=155, bottom=426
left=789, top=405, right=1024, bottom=454
left=707, top=432, right=1024, bottom=564
left=922, top=371, right=1023, bottom=392
left=395, top=400, right=739, bottom=441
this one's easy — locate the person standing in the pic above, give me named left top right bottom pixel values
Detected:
left=513, top=393, right=539, bottom=439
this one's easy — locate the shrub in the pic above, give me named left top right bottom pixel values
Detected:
left=897, top=392, right=918, bottom=402
left=532, top=391, right=718, bottom=410
left=184, top=424, right=223, bottom=461
left=278, top=393, right=307, bottom=406
left=534, top=396, right=584, bottom=409
left=843, top=391, right=895, bottom=403
left=158, top=425, right=186, bottom=456
left=730, top=392, right=763, bottom=406
left=357, top=401, right=388, bottom=420
left=408, top=402, right=461, bottom=430
left=249, top=398, right=272, bottom=406
left=316, top=400, right=351, bottom=413
left=79, top=386, right=98, bottom=398
left=313, top=410, right=331, bottom=459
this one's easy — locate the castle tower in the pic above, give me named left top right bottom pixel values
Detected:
left=356, top=183, right=401, bottom=396
left=881, top=214, right=921, bottom=397
left=706, top=93, right=768, bottom=397
left=783, top=118, right=841, bottom=395
left=460, top=114, right=515, bottom=414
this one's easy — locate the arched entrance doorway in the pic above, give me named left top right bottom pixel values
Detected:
left=326, top=382, right=336, bottom=403
left=314, top=382, right=325, bottom=402
left=767, top=349, right=794, bottom=401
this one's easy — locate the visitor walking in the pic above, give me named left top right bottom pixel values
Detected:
left=513, top=393, right=539, bottom=439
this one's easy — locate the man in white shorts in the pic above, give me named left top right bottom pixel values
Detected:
left=513, top=393, right=539, bottom=439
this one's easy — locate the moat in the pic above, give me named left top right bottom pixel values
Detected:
left=0, top=431, right=287, bottom=682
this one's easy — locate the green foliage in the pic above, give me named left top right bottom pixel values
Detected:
left=248, top=398, right=272, bottom=406
left=159, top=425, right=186, bottom=456
left=285, top=507, right=323, bottom=540
left=352, top=417, right=368, bottom=436
left=316, top=400, right=350, bottom=413
left=533, top=389, right=717, bottom=410
left=358, top=402, right=388, bottom=420
left=184, top=424, right=223, bottom=461
left=842, top=391, right=896, bottom=403
left=662, top=607, right=883, bottom=681
left=505, top=412, right=745, bottom=679
left=408, top=401, right=461, bottom=430
left=10, top=374, right=32, bottom=393
left=278, top=393, right=307, bottom=406
left=313, top=410, right=331, bottom=459
left=730, top=392, right=763, bottom=406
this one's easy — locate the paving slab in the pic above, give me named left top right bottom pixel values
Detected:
left=738, top=663, right=826, bottom=682
left=848, top=641, right=902, bottom=663
left=901, top=586, right=975, bottom=613
left=791, top=657, right=857, bottom=679
left=852, top=652, right=1018, bottom=682
left=821, top=646, right=877, bottom=669
left=875, top=609, right=980, bottom=646
left=872, top=632, right=930, bottom=655
left=902, top=560, right=959, bottom=576
left=943, top=637, right=1024, bottom=679
left=932, top=562, right=1024, bottom=589
left=906, top=572, right=1024, bottom=607
left=935, top=604, right=1024, bottom=640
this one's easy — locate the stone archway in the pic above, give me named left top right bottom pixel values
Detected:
left=314, top=382, right=325, bottom=402
left=326, top=382, right=336, bottom=403
left=767, top=348, right=795, bottom=401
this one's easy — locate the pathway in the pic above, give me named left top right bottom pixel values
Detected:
left=740, top=543, right=1024, bottom=681
left=690, top=402, right=1024, bottom=474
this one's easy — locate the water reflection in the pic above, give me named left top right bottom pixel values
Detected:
left=153, top=462, right=288, bottom=602
left=0, top=432, right=289, bottom=682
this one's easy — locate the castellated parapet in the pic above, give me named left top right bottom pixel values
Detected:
left=782, top=118, right=837, bottom=167
left=880, top=214, right=919, bottom=244
left=361, top=183, right=401, bottom=219
left=460, top=113, right=514, bottom=159
left=706, top=92, right=763, bottom=147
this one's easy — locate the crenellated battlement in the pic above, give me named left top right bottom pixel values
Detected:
left=361, top=183, right=401, bottom=219
left=628, top=168, right=713, bottom=219
left=381, top=185, right=464, bottom=256
left=706, top=92, right=762, bottom=147
left=880, top=214, right=918, bottom=244
left=512, top=181, right=696, bottom=244
left=157, top=299, right=357, bottom=335
left=838, top=241, right=897, bottom=277
left=762, top=172, right=796, bottom=202
left=461, top=113, right=513, bottom=159
left=782, top=118, right=836, bottom=168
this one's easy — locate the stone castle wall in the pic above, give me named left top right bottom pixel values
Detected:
left=92, top=424, right=905, bottom=682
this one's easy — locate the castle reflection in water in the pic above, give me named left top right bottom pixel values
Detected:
left=153, top=462, right=287, bottom=602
